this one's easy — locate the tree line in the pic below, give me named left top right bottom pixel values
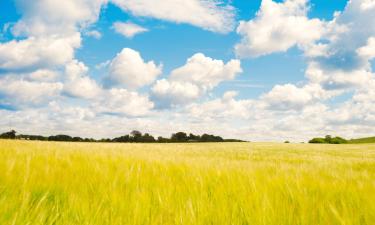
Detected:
left=0, top=130, right=245, bottom=143
left=308, top=135, right=348, bottom=144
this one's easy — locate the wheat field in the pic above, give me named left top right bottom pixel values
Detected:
left=0, top=140, right=374, bottom=225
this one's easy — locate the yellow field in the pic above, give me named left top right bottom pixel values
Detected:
left=0, top=140, right=374, bottom=225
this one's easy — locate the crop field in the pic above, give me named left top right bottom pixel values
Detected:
left=0, top=140, right=374, bottom=225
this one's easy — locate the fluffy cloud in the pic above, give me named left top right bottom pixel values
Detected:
left=12, top=0, right=106, bottom=37
left=63, top=60, right=102, bottom=99
left=93, top=88, right=154, bottom=117
left=0, top=76, right=63, bottom=108
left=110, top=0, right=235, bottom=33
left=104, top=48, right=162, bottom=90
left=151, top=79, right=202, bottom=108
left=235, top=0, right=325, bottom=58
left=0, top=34, right=81, bottom=71
left=113, top=22, right=148, bottom=38
left=26, top=69, right=60, bottom=82
left=151, top=53, right=242, bottom=107
left=301, top=0, right=375, bottom=91
left=187, top=91, right=254, bottom=120
left=261, top=83, right=328, bottom=110
left=305, top=62, right=373, bottom=90
left=169, top=53, right=242, bottom=90
left=357, top=37, right=375, bottom=60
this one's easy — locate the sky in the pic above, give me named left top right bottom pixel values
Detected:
left=0, top=0, right=374, bottom=142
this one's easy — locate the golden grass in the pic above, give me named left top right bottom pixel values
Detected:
left=0, top=140, right=374, bottom=224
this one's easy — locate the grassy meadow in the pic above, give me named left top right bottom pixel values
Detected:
left=0, top=140, right=374, bottom=225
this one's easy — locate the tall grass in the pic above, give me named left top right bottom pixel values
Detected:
left=0, top=140, right=374, bottom=224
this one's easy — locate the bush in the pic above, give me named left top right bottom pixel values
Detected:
left=309, top=138, right=326, bottom=144
left=309, top=135, right=348, bottom=144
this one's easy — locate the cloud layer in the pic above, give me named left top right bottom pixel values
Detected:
left=1, top=0, right=375, bottom=141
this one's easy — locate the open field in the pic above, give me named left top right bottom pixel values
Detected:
left=0, top=140, right=374, bottom=225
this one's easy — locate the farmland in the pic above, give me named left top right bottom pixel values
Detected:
left=0, top=140, right=374, bottom=224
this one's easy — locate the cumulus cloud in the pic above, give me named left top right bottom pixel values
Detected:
left=305, top=62, right=373, bottom=90
left=187, top=91, right=254, bottom=120
left=261, top=83, right=329, bottom=111
left=169, top=53, right=242, bottom=90
left=104, top=48, right=162, bottom=90
left=300, top=0, right=375, bottom=91
left=151, top=79, right=202, bottom=108
left=235, top=0, right=325, bottom=58
left=0, top=34, right=81, bottom=71
left=151, top=53, right=242, bottom=108
left=26, top=69, right=60, bottom=82
left=92, top=88, right=154, bottom=117
left=12, top=0, right=106, bottom=37
left=0, top=76, right=63, bottom=108
left=113, top=22, right=148, bottom=38
left=110, top=0, right=236, bottom=33
left=63, top=60, right=102, bottom=99
left=357, top=37, right=375, bottom=60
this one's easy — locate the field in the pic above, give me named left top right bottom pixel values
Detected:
left=0, top=140, right=374, bottom=225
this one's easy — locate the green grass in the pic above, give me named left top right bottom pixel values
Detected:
left=349, top=136, right=375, bottom=144
left=0, top=140, right=374, bottom=225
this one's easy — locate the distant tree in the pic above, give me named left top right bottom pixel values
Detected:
left=200, top=134, right=224, bottom=142
left=309, top=135, right=348, bottom=144
left=171, top=132, right=189, bottom=142
left=2, top=130, right=241, bottom=143
left=48, top=135, right=73, bottom=142
left=130, top=130, right=142, bottom=142
left=113, top=135, right=130, bottom=143
left=325, top=135, right=332, bottom=143
left=72, top=137, right=83, bottom=142
left=284, top=141, right=290, bottom=143
left=0, top=130, right=16, bottom=139
left=157, top=136, right=169, bottom=143
left=142, top=133, right=156, bottom=143
left=188, top=133, right=200, bottom=141
left=309, top=138, right=326, bottom=144
left=330, top=136, right=348, bottom=144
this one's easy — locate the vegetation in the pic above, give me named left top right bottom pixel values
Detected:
left=0, top=140, right=374, bottom=224
left=348, top=136, right=375, bottom=144
left=0, top=130, right=244, bottom=143
left=309, top=135, right=348, bottom=144
left=0, top=130, right=16, bottom=139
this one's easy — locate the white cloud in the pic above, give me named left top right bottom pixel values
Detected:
left=151, top=79, right=202, bottom=108
left=357, top=37, right=375, bottom=60
left=63, top=60, right=102, bottom=99
left=113, top=22, right=148, bottom=38
left=305, top=62, right=373, bottom=90
left=300, top=0, right=375, bottom=92
left=170, top=53, right=242, bottom=90
left=361, top=0, right=375, bottom=10
left=26, top=69, right=60, bottom=82
left=0, top=76, right=63, bottom=107
left=235, top=0, right=325, bottom=58
left=110, top=0, right=235, bottom=33
left=187, top=91, right=254, bottom=120
left=151, top=53, right=242, bottom=107
left=0, top=34, right=81, bottom=71
left=105, top=48, right=162, bottom=90
left=85, top=30, right=102, bottom=39
left=12, top=0, right=106, bottom=37
left=261, top=83, right=328, bottom=111
left=93, top=88, right=154, bottom=117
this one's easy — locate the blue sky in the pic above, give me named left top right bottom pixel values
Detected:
left=0, top=0, right=374, bottom=141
